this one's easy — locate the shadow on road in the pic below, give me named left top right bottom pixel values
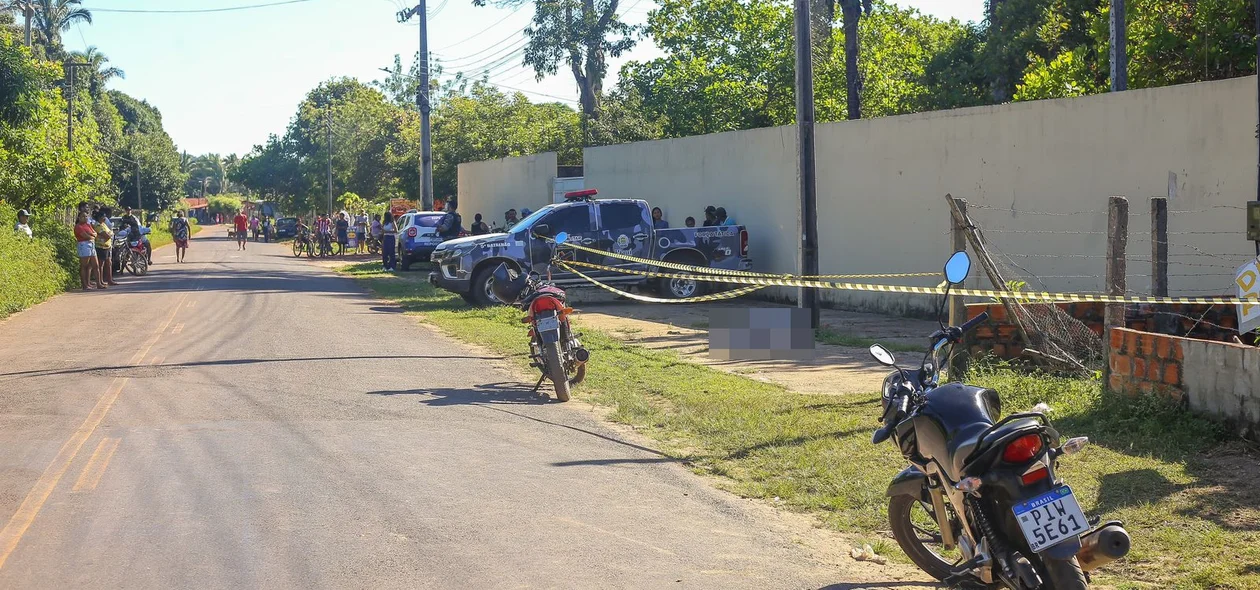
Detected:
left=0, top=354, right=494, bottom=380
left=369, top=382, right=553, bottom=406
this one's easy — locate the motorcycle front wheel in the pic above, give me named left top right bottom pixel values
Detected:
left=542, top=341, right=570, bottom=402
left=129, top=255, right=149, bottom=276
left=889, top=493, right=964, bottom=582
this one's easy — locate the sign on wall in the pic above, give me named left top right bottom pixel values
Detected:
left=1237, top=257, right=1260, bottom=333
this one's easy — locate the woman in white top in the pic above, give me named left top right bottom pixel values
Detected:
left=381, top=212, right=398, bottom=271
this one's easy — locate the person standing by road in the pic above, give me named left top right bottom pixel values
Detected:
left=170, top=211, right=191, bottom=263
left=92, top=211, right=118, bottom=287
left=504, top=209, right=518, bottom=229
left=651, top=207, right=668, bottom=229
left=437, top=201, right=462, bottom=241
left=702, top=206, right=718, bottom=226
left=381, top=212, right=398, bottom=271
left=354, top=210, right=369, bottom=253
left=74, top=211, right=102, bottom=290
left=234, top=210, right=249, bottom=251
left=14, top=209, right=32, bottom=238
left=471, top=213, right=490, bottom=235
left=716, top=207, right=737, bottom=226
left=335, top=212, right=350, bottom=255
left=316, top=213, right=332, bottom=254
left=262, top=216, right=272, bottom=243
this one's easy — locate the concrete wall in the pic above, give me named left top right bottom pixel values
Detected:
left=457, top=152, right=558, bottom=231
left=1110, top=327, right=1260, bottom=437
left=581, top=76, right=1259, bottom=315
left=583, top=126, right=799, bottom=300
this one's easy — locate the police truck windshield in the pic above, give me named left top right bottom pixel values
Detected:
left=508, top=205, right=556, bottom=234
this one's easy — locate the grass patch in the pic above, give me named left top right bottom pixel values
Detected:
left=340, top=263, right=1260, bottom=589
left=815, top=327, right=922, bottom=353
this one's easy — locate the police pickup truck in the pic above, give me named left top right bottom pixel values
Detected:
left=429, top=190, right=753, bottom=306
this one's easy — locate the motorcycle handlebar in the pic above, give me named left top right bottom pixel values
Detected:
left=960, top=311, right=990, bottom=334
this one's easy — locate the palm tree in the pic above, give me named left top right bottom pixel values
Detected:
left=32, top=0, right=90, bottom=51
left=69, top=46, right=123, bottom=97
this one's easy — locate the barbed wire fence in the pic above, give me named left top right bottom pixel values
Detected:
left=947, top=195, right=1254, bottom=373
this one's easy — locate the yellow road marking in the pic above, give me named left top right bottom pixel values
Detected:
left=72, top=438, right=121, bottom=492
left=171, top=323, right=184, bottom=334
left=0, top=292, right=190, bottom=572
left=148, top=356, right=164, bottom=366
left=0, top=378, right=128, bottom=570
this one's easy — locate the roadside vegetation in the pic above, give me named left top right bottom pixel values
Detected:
left=0, top=204, right=72, bottom=319
left=341, top=263, right=1259, bottom=589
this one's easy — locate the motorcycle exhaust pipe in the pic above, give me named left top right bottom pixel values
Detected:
left=573, top=347, right=590, bottom=363
left=1076, top=523, right=1130, bottom=572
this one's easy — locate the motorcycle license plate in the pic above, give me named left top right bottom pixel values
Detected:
left=1013, top=486, right=1089, bottom=553
left=535, top=315, right=561, bottom=332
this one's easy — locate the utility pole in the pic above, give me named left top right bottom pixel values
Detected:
left=1110, top=0, right=1127, bottom=91
left=793, top=0, right=820, bottom=329
left=327, top=110, right=334, bottom=215
left=135, top=162, right=142, bottom=213
left=16, top=1, right=33, bottom=47
left=398, top=2, right=433, bottom=210
left=64, top=63, right=90, bottom=151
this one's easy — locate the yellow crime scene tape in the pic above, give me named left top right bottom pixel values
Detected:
left=561, top=263, right=765, bottom=303
left=557, top=259, right=1251, bottom=306
left=554, top=240, right=938, bottom=280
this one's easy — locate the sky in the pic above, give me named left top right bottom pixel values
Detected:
left=62, top=0, right=986, bottom=157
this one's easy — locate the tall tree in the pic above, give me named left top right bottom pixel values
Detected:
left=472, top=0, right=634, bottom=123
left=32, top=0, right=90, bottom=52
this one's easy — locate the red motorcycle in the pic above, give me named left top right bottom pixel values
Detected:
left=491, top=262, right=589, bottom=402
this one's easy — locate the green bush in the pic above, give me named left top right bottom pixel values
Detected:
left=0, top=203, right=71, bottom=318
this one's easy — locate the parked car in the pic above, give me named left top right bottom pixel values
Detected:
left=397, top=210, right=447, bottom=271
left=429, top=190, right=753, bottom=306
left=274, top=217, right=298, bottom=239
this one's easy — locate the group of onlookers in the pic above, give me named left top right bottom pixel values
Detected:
left=65, top=203, right=181, bottom=291
left=651, top=205, right=737, bottom=230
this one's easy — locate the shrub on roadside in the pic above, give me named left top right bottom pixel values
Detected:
left=0, top=203, right=71, bottom=318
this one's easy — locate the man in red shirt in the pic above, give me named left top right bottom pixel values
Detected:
left=234, top=210, right=249, bottom=251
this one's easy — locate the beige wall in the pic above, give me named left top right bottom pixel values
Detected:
left=583, top=126, right=800, bottom=300
left=457, top=152, right=558, bottom=230
left=583, top=76, right=1259, bottom=314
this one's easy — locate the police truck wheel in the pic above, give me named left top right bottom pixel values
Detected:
left=399, top=250, right=412, bottom=271
left=469, top=267, right=500, bottom=307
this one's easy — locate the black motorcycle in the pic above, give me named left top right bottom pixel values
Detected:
left=869, top=251, right=1130, bottom=589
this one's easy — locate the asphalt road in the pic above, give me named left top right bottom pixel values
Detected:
left=0, top=233, right=896, bottom=589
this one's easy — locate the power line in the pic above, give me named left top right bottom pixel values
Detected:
left=432, top=5, right=523, bottom=51
left=92, top=0, right=318, bottom=14
left=434, top=33, right=526, bottom=66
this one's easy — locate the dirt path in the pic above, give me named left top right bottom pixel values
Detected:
left=565, top=290, right=939, bottom=396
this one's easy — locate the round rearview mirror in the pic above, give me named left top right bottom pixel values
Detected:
left=869, top=344, right=896, bottom=367
left=944, top=251, right=972, bottom=285
left=553, top=231, right=569, bottom=245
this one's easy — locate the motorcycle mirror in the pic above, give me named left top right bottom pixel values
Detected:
left=869, top=344, right=897, bottom=367
left=944, top=251, right=972, bottom=285
left=553, top=231, right=569, bottom=245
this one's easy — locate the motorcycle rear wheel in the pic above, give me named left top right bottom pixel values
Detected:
left=889, top=493, right=963, bottom=582
left=542, top=341, right=570, bottom=402
left=1039, top=556, right=1087, bottom=590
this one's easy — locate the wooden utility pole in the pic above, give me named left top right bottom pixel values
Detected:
left=1110, top=0, right=1128, bottom=91
left=1105, top=196, right=1129, bottom=332
left=793, top=0, right=820, bottom=329
left=948, top=197, right=969, bottom=377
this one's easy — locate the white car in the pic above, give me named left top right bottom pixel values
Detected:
left=396, top=210, right=447, bottom=271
